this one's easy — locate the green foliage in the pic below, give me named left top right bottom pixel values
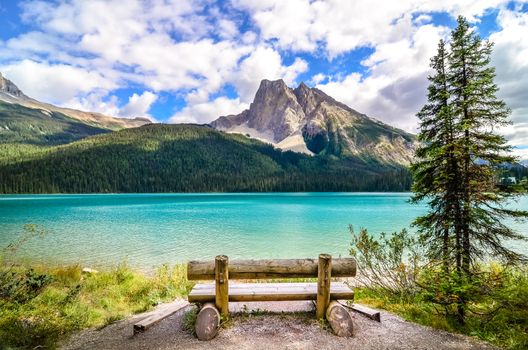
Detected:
left=0, top=224, right=52, bottom=303
left=0, top=124, right=412, bottom=193
left=0, top=227, right=192, bottom=349
left=0, top=268, right=53, bottom=303
left=350, top=228, right=528, bottom=350
left=411, top=16, right=528, bottom=324
left=0, top=262, right=192, bottom=349
left=349, top=227, right=421, bottom=297
left=182, top=307, right=199, bottom=335
left=0, top=101, right=110, bottom=145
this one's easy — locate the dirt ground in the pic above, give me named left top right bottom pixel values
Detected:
left=61, top=301, right=498, bottom=350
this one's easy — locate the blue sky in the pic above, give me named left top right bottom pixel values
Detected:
left=1, top=0, right=527, bottom=158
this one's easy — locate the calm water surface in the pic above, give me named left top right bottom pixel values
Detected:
left=0, top=193, right=526, bottom=269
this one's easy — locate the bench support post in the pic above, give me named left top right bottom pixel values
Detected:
left=195, top=303, right=220, bottom=341
left=316, top=253, right=332, bottom=319
left=326, top=301, right=354, bottom=336
left=215, top=255, right=229, bottom=318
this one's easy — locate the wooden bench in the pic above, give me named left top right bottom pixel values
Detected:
left=187, top=254, right=357, bottom=339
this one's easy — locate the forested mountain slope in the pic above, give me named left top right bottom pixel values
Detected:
left=0, top=124, right=411, bottom=193
left=0, top=72, right=149, bottom=146
left=0, top=101, right=111, bottom=145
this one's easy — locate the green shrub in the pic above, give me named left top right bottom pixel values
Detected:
left=0, top=262, right=192, bottom=349
left=349, top=226, right=421, bottom=298
left=350, top=228, right=528, bottom=350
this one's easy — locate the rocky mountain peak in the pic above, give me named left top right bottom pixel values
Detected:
left=244, top=79, right=305, bottom=142
left=293, top=81, right=321, bottom=116
left=211, top=78, right=416, bottom=165
left=296, top=81, right=310, bottom=91
left=0, top=72, right=27, bottom=99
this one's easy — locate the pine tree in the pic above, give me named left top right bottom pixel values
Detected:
left=412, top=16, right=528, bottom=323
left=412, top=39, right=460, bottom=272
left=448, top=16, right=527, bottom=269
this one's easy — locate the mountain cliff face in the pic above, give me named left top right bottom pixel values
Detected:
left=0, top=72, right=27, bottom=99
left=212, top=79, right=416, bottom=165
left=0, top=72, right=150, bottom=132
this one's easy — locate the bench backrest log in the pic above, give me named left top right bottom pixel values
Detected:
left=187, top=257, right=357, bottom=280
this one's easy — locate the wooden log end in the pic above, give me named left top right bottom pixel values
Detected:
left=326, top=301, right=354, bottom=337
left=195, top=303, right=220, bottom=341
left=133, top=324, right=145, bottom=334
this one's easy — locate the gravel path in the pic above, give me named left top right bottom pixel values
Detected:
left=61, top=301, right=498, bottom=350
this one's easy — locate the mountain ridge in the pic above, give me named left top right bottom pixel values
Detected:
left=0, top=72, right=150, bottom=135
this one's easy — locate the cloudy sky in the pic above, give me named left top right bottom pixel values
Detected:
left=1, top=0, right=527, bottom=157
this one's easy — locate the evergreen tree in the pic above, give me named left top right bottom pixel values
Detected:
left=412, top=16, right=528, bottom=323
left=411, top=40, right=462, bottom=273
left=449, top=16, right=527, bottom=269
left=0, top=124, right=412, bottom=193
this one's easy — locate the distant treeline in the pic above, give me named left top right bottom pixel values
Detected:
left=0, top=124, right=412, bottom=193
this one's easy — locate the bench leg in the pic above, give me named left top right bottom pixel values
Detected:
left=316, top=253, right=332, bottom=319
left=195, top=303, right=220, bottom=341
left=215, top=255, right=229, bottom=318
left=326, top=301, right=354, bottom=337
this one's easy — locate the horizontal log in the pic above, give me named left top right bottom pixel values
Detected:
left=187, top=258, right=356, bottom=280
left=133, top=299, right=189, bottom=334
left=188, top=282, right=354, bottom=303
left=349, top=303, right=381, bottom=322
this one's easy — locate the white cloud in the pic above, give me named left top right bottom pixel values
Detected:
left=235, top=0, right=525, bottom=57
left=64, top=92, right=121, bottom=117
left=491, top=8, right=528, bottom=147
left=123, top=37, right=251, bottom=94
left=0, top=0, right=526, bottom=139
left=170, top=96, right=249, bottom=124
left=414, top=14, right=433, bottom=24
left=217, top=19, right=240, bottom=39
left=316, top=24, right=448, bottom=131
left=0, top=59, right=116, bottom=104
left=119, top=91, right=158, bottom=118
left=309, top=73, right=326, bottom=85
left=62, top=91, right=158, bottom=121
left=170, top=45, right=308, bottom=124
left=4, top=1, right=250, bottom=99
left=451, top=7, right=528, bottom=154
left=2, top=0, right=311, bottom=125
left=228, top=46, right=308, bottom=103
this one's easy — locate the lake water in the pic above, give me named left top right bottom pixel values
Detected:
left=0, top=193, right=527, bottom=270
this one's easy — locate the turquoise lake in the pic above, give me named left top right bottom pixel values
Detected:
left=1, top=193, right=527, bottom=270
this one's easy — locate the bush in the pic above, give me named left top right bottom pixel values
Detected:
left=350, top=227, right=528, bottom=349
left=349, top=226, right=421, bottom=298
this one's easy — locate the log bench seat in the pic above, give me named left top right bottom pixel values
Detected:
left=187, top=254, right=357, bottom=340
left=188, top=281, right=355, bottom=302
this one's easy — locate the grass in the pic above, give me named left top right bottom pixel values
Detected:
left=353, top=265, right=528, bottom=350
left=0, top=262, right=193, bottom=349
left=1, top=245, right=526, bottom=350
left=182, top=306, right=199, bottom=335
